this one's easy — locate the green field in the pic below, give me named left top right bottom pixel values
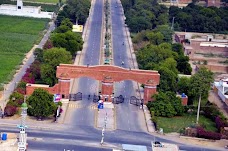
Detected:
left=0, top=15, right=49, bottom=84
left=156, top=114, right=217, bottom=133
left=25, top=0, right=66, bottom=3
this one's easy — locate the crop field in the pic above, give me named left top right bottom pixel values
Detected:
left=0, top=15, right=48, bottom=84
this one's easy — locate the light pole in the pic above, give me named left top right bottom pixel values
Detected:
left=17, top=95, right=28, bottom=151
left=196, top=93, right=201, bottom=124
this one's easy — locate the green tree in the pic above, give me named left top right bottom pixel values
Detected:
left=41, top=47, right=71, bottom=86
left=188, top=67, right=214, bottom=106
left=159, top=58, right=178, bottom=75
left=154, top=25, right=173, bottom=43
left=27, top=88, right=57, bottom=119
left=149, top=92, right=183, bottom=117
left=51, top=31, right=83, bottom=56
left=177, top=76, right=191, bottom=95
left=156, top=66, right=178, bottom=92
left=146, top=31, right=164, bottom=45
left=55, top=18, right=73, bottom=33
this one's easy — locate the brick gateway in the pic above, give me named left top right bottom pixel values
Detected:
left=26, top=64, right=160, bottom=104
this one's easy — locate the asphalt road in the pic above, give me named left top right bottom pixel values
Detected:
left=0, top=1, right=225, bottom=151
left=0, top=126, right=222, bottom=151
left=63, top=0, right=102, bottom=127
left=111, top=0, right=147, bottom=132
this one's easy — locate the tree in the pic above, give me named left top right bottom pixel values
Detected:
left=146, top=31, right=164, bottom=45
left=156, top=66, right=178, bottom=92
left=41, top=47, right=71, bottom=86
left=176, top=55, right=192, bottom=75
left=159, top=58, right=178, bottom=75
left=177, top=76, right=191, bottom=95
left=66, top=0, right=91, bottom=25
left=27, top=88, right=57, bottom=119
left=148, top=91, right=184, bottom=117
left=188, top=67, right=214, bottom=106
left=51, top=31, right=83, bottom=56
left=154, top=25, right=173, bottom=43
left=9, top=92, right=24, bottom=107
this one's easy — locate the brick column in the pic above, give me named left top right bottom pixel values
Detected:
left=58, top=79, right=70, bottom=99
left=101, top=81, right=113, bottom=102
left=144, top=84, right=157, bottom=104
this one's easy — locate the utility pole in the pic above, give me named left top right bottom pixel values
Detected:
left=17, top=95, right=28, bottom=151
left=171, top=17, right=175, bottom=30
left=196, top=93, right=201, bottom=124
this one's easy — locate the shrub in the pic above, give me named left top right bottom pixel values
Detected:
left=197, top=127, right=221, bottom=140
left=215, top=116, right=226, bottom=132
left=43, top=39, right=53, bottom=50
left=4, top=105, right=17, bottom=116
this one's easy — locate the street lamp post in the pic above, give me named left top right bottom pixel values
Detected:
left=17, top=95, right=28, bottom=151
left=196, top=93, right=201, bottom=124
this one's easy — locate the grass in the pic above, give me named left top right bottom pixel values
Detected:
left=156, top=113, right=217, bottom=133
left=0, top=15, right=49, bottom=85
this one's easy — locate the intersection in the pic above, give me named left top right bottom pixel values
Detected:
left=0, top=0, right=227, bottom=150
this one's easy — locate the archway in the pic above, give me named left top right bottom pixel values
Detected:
left=26, top=64, right=160, bottom=104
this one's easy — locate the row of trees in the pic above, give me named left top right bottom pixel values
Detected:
left=56, top=0, right=91, bottom=26
left=121, top=0, right=168, bottom=32
left=169, top=4, right=228, bottom=33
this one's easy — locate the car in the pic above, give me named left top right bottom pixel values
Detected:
left=115, top=6, right=117, bottom=8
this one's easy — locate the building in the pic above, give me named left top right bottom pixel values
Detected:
left=214, top=76, right=228, bottom=105
left=0, top=0, right=54, bottom=19
left=175, top=32, right=228, bottom=73
left=206, top=0, right=221, bottom=7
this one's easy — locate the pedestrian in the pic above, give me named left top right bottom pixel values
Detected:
left=88, top=94, right=91, bottom=100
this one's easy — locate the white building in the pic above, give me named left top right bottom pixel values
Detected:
left=214, top=77, right=228, bottom=105
left=0, top=0, right=54, bottom=19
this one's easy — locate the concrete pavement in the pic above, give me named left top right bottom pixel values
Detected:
left=96, top=102, right=116, bottom=130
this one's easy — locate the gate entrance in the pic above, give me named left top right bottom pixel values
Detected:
left=130, top=96, right=143, bottom=106
left=26, top=65, right=160, bottom=104
left=69, top=92, right=82, bottom=101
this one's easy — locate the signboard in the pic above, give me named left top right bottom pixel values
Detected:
left=72, top=25, right=83, bottom=32
left=53, top=94, right=61, bottom=102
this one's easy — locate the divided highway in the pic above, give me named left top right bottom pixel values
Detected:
left=111, top=0, right=147, bottom=132
left=64, top=0, right=103, bottom=127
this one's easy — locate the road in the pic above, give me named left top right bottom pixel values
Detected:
left=0, top=126, right=222, bottom=151
left=63, top=0, right=102, bottom=127
left=111, top=0, right=147, bottom=132
left=0, top=0, right=226, bottom=151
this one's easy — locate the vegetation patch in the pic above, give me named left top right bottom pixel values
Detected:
left=156, top=114, right=217, bottom=133
left=0, top=15, right=48, bottom=84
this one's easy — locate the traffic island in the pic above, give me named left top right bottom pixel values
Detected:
left=96, top=102, right=115, bottom=130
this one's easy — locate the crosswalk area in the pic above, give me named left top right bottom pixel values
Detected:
left=68, top=103, right=82, bottom=109
left=68, top=103, right=97, bottom=110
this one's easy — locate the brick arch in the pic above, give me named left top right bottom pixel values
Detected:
left=26, top=64, right=160, bottom=104
left=57, top=64, right=160, bottom=85
left=56, top=64, right=160, bottom=103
